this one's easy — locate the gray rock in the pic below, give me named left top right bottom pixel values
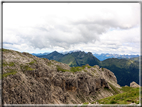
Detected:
left=130, top=81, right=140, bottom=88
left=2, top=49, right=121, bottom=104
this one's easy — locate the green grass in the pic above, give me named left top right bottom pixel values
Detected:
left=3, top=62, right=15, bottom=67
left=109, top=83, right=120, bottom=94
left=47, top=61, right=52, bottom=66
left=81, top=103, right=88, bottom=107
left=2, top=70, right=17, bottom=78
left=9, top=62, right=15, bottom=66
left=70, top=66, right=83, bottom=73
left=56, top=65, right=69, bottom=72
left=82, top=64, right=91, bottom=69
left=81, top=102, right=89, bottom=107
left=29, top=61, right=36, bottom=65
left=2, top=48, right=10, bottom=52
left=56, top=65, right=92, bottom=73
left=3, top=62, right=8, bottom=67
left=120, top=86, right=133, bottom=92
left=20, top=65, right=35, bottom=72
left=96, top=87, right=139, bottom=104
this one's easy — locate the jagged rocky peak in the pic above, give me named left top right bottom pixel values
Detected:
left=130, top=81, right=140, bottom=88
left=2, top=48, right=121, bottom=104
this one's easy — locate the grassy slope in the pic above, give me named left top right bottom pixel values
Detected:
left=95, top=87, right=140, bottom=104
left=60, top=52, right=100, bottom=67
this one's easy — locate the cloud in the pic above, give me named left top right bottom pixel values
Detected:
left=3, top=3, right=140, bottom=54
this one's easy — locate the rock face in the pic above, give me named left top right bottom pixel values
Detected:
left=2, top=49, right=121, bottom=104
left=130, top=81, right=140, bottom=88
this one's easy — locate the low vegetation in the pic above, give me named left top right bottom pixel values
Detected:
left=2, top=70, right=17, bottom=78
left=2, top=48, right=10, bottom=52
left=96, top=87, right=139, bottom=104
left=3, top=62, right=15, bottom=67
left=20, top=64, right=35, bottom=72
left=70, top=66, right=82, bottom=72
left=109, top=83, right=120, bottom=94
left=56, top=65, right=69, bottom=72
left=82, top=64, right=91, bottom=69
left=56, top=64, right=93, bottom=73
left=29, top=60, right=36, bottom=65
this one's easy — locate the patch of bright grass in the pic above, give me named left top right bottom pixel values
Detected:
left=29, top=61, right=35, bottom=65
left=56, top=65, right=69, bottom=72
left=70, top=66, right=82, bottom=72
left=20, top=65, right=34, bottom=72
left=120, top=86, right=133, bottom=92
left=3, top=62, right=7, bottom=67
left=9, top=62, right=15, bottom=66
left=3, top=62, right=15, bottom=67
left=2, top=71, right=17, bottom=78
left=96, top=87, right=139, bottom=104
left=82, top=64, right=91, bottom=69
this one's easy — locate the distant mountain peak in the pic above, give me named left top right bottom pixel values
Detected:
left=87, top=52, right=92, bottom=54
left=52, top=51, right=59, bottom=53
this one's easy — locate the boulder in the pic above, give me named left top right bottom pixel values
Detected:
left=130, top=81, right=140, bottom=88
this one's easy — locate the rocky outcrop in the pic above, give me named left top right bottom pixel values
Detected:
left=2, top=49, right=121, bottom=104
left=130, top=81, right=140, bottom=88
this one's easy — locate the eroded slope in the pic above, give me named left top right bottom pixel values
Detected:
left=2, top=49, right=121, bottom=104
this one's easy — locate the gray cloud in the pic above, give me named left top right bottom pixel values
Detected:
left=3, top=3, right=140, bottom=54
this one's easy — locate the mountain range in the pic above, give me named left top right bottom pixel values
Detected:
left=36, top=51, right=139, bottom=86
left=93, top=53, right=139, bottom=61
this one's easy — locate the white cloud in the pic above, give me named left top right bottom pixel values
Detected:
left=3, top=3, right=140, bottom=55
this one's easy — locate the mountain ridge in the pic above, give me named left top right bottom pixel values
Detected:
left=36, top=51, right=139, bottom=86
left=2, top=48, right=122, bottom=104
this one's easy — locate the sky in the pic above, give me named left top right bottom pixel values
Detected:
left=3, top=3, right=140, bottom=55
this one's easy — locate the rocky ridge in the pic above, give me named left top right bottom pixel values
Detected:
left=2, top=49, right=121, bottom=104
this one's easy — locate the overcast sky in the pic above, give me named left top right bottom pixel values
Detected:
left=3, top=3, right=140, bottom=55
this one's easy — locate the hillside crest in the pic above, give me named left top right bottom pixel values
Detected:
left=2, top=48, right=121, bottom=104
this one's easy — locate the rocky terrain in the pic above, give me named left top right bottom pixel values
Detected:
left=2, top=49, right=121, bottom=104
